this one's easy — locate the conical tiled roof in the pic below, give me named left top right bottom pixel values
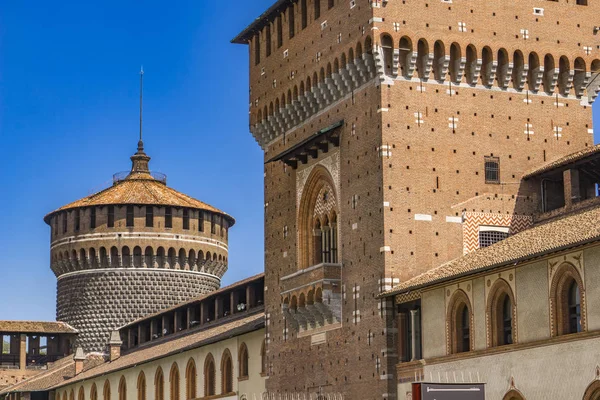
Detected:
left=44, top=141, right=234, bottom=225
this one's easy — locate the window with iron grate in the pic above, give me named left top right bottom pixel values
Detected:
left=484, top=156, right=500, bottom=184
left=479, top=228, right=509, bottom=248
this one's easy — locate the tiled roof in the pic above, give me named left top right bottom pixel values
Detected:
left=52, top=313, right=264, bottom=389
left=523, top=144, right=600, bottom=179
left=0, top=355, right=104, bottom=394
left=119, top=273, right=265, bottom=330
left=0, top=321, right=78, bottom=334
left=382, top=204, right=600, bottom=297
left=43, top=171, right=234, bottom=225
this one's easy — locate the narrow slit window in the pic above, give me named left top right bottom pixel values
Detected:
left=254, top=34, right=260, bottom=65
left=266, top=25, right=272, bottom=56
left=126, top=206, right=134, bottom=227
left=277, top=16, right=283, bottom=48
left=165, top=207, right=173, bottom=229
left=75, top=210, right=81, bottom=232
left=183, top=209, right=190, bottom=230
left=198, top=212, right=205, bottom=232
left=211, top=214, right=216, bottom=235
left=146, top=206, right=154, bottom=228
left=107, top=206, right=115, bottom=228
left=314, top=0, right=321, bottom=19
left=63, top=212, right=68, bottom=233
left=288, top=5, right=295, bottom=39
left=90, top=207, right=96, bottom=229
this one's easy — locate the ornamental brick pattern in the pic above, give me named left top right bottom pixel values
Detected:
left=462, top=212, right=533, bottom=254
left=56, top=268, right=220, bottom=353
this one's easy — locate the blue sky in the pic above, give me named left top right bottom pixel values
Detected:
left=0, top=1, right=598, bottom=321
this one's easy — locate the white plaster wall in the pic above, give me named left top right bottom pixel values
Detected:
left=515, top=260, right=550, bottom=343
left=55, top=329, right=266, bottom=400
left=417, top=336, right=600, bottom=400
left=584, top=246, right=600, bottom=331
left=422, top=288, right=446, bottom=359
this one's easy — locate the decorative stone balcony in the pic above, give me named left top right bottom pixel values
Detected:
left=280, top=263, right=342, bottom=334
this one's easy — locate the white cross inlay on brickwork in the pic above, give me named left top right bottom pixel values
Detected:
left=393, top=22, right=400, bottom=32
left=337, top=33, right=342, bottom=44
left=458, top=22, right=467, bottom=32
left=584, top=46, right=592, bottom=55
left=316, top=52, right=322, bottom=62
left=520, top=29, right=530, bottom=40
left=414, top=112, right=424, bottom=125
left=367, top=330, right=374, bottom=346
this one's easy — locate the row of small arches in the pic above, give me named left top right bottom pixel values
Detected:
left=284, top=287, right=324, bottom=310
left=256, top=35, right=375, bottom=124
left=57, top=342, right=266, bottom=400
left=52, top=247, right=227, bottom=275
left=377, top=34, right=600, bottom=96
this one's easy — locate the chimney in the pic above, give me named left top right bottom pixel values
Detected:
left=74, top=347, right=85, bottom=375
left=109, top=331, right=123, bottom=362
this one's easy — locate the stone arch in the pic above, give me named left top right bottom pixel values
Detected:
left=299, top=292, right=306, bottom=308
left=447, top=289, right=473, bottom=354
left=356, top=41, right=363, bottom=58
left=70, top=388, right=75, bottom=400
left=543, top=54, right=556, bottom=94
left=79, top=249, right=87, bottom=268
left=178, top=248, right=186, bottom=270
left=433, top=40, right=446, bottom=81
left=78, top=386, right=85, bottom=400
left=364, top=36, right=372, bottom=55
left=307, top=289, right=315, bottom=305
left=156, top=247, right=165, bottom=268
left=204, top=353, right=216, bottom=397
left=275, top=97, right=280, bottom=112
left=185, top=358, right=196, bottom=400
left=238, top=342, right=249, bottom=378
left=137, top=371, right=146, bottom=400
left=169, top=362, right=180, bottom=400
left=103, top=380, right=111, bottom=400
left=155, top=367, right=165, bottom=400
left=118, top=376, right=127, bottom=400
left=333, top=58, right=339, bottom=74
left=167, top=248, right=176, bottom=269
left=90, top=383, right=98, bottom=400
left=293, top=85, right=299, bottom=100
left=312, top=72, right=318, bottom=88
left=99, top=247, right=108, bottom=268
left=512, top=50, right=525, bottom=90
left=348, top=47, right=355, bottom=63
left=290, top=295, right=298, bottom=311
left=268, top=102, right=273, bottom=117
left=592, top=59, right=600, bottom=73
left=398, top=36, right=413, bottom=79
left=481, top=46, right=494, bottom=87
left=111, top=246, right=119, bottom=268
left=89, top=247, right=97, bottom=268
left=257, top=109, right=262, bottom=124
left=340, top=53, right=347, bottom=69
left=416, top=38, right=430, bottom=80
left=188, top=250, right=196, bottom=271
left=550, top=262, right=586, bottom=336
left=306, top=76, right=312, bottom=92
left=558, top=55, right=571, bottom=96
left=502, top=389, right=526, bottom=400
left=133, top=246, right=142, bottom=268
left=206, top=251, right=212, bottom=262
left=144, top=247, right=154, bottom=268
left=300, top=80, right=305, bottom=95
left=122, top=246, right=131, bottom=267
left=583, top=379, right=600, bottom=400
left=496, top=48, right=509, bottom=88
left=487, top=279, right=517, bottom=347
left=380, top=33, right=394, bottom=76
left=574, top=57, right=587, bottom=97
left=221, top=349, right=233, bottom=394
left=298, top=165, right=339, bottom=269
left=449, top=42, right=462, bottom=83
left=287, top=89, right=292, bottom=104
left=528, top=52, right=541, bottom=91
left=465, top=44, right=478, bottom=85
left=319, top=67, right=325, bottom=83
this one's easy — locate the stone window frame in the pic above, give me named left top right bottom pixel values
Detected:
left=260, top=339, right=267, bottom=376
left=583, top=379, right=600, bottom=400
left=502, top=389, right=526, bottom=400
left=204, top=353, right=216, bottom=397
left=78, top=386, right=85, bottom=400
left=103, top=380, right=111, bottom=400
left=118, top=376, right=127, bottom=400
left=185, top=358, right=196, bottom=400
left=169, top=362, right=180, bottom=400
left=298, top=166, right=339, bottom=270
left=486, top=279, right=517, bottom=347
left=446, top=289, right=474, bottom=354
left=137, top=371, right=146, bottom=400
left=550, top=262, right=586, bottom=337
left=154, top=367, right=164, bottom=400
left=90, top=383, right=98, bottom=400
left=221, top=349, right=234, bottom=394
left=238, top=342, right=249, bottom=380
left=70, top=389, right=75, bottom=400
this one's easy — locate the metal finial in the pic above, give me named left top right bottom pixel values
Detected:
left=139, top=66, right=144, bottom=147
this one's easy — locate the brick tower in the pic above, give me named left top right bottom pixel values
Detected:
left=45, top=139, right=234, bottom=353
left=233, top=0, right=599, bottom=398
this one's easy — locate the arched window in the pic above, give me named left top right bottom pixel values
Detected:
left=502, top=389, right=526, bottom=400
left=398, top=36, right=413, bottom=79
left=487, top=279, right=516, bottom=347
left=137, top=372, right=146, bottom=400
left=103, top=380, right=111, bottom=400
left=512, top=50, right=525, bottom=90
left=79, top=386, right=85, bottom=400
left=481, top=46, right=494, bottom=87
left=63, top=391, right=67, bottom=400
left=144, top=247, right=153, bottom=268
left=70, top=389, right=75, bottom=400
left=169, top=363, right=180, bottom=400
left=260, top=339, right=267, bottom=375
left=416, top=39, right=429, bottom=80
left=168, top=248, right=176, bottom=269
left=449, top=42, right=461, bottom=83
left=558, top=56, right=571, bottom=96
left=133, top=246, right=142, bottom=268
left=90, top=383, right=98, bottom=400
left=239, top=343, right=249, bottom=378
left=381, top=34, right=394, bottom=76
left=433, top=40, right=446, bottom=81
left=221, top=350, right=233, bottom=394
left=448, top=290, right=472, bottom=354
left=496, top=48, right=509, bottom=88
left=155, top=367, right=164, bottom=400
left=550, top=263, right=585, bottom=336
left=298, top=167, right=339, bottom=269
left=573, top=58, right=587, bottom=97
left=543, top=54, right=556, bottom=94
left=122, top=246, right=131, bottom=267
left=178, top=249, right=186, bottom=270
left=185, top=358, right=196, bottom=400
left=118, top=376, right=127, bottom=400
left=583, top=380, right=600, bottom=400
left=110, top=246, right=119, bottom=268
left=100, top=247, right=108, bottom=267
left=527, top=52, right=541, bottom=91
left=204, top=354, right=216, bottom=397
left=314, top=0, right=321, bottom=19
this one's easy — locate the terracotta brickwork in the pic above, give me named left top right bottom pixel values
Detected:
left=234, top=0, right=599, bottom=398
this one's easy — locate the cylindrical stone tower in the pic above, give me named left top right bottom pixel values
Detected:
left=44, top=140, right=234, bottom=353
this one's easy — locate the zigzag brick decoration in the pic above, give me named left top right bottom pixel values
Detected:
left=463, top=212, right=532, bottom=254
